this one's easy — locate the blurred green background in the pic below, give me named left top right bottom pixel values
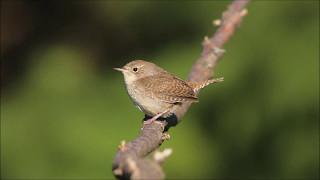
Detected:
left=1, top=1, right=319, bottom=179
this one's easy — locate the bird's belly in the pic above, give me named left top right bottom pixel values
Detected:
left=135, top=94, right=171, bottom=116
left=127, top=87, right=171, bottom=116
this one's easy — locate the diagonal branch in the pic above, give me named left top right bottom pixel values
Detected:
left=112, top=0, right=250, bottom=179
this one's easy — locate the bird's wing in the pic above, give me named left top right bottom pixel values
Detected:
left=138, top=75, right=198, bottom=104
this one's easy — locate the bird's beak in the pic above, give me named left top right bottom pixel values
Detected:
left=113, top=67, right=125, bottom=72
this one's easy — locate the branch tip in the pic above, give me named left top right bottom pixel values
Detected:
left=213, top=47, right=226, bottom=56
left=118, top=140, right=127, bottom=151
left=113, top=168, right=123, bottom=176
left=240, top=9, right=248, bottom=17
left=212, top=77, right=225, bottom=83
left=203, top=36, right=211, bottom=44
left=161, top=132, right=171, bottom=141
left=213, top=19, right=221, bottom=26
left=127, top=157, right=139, bottom=173
left=153, top=148, right=173, bottom=164
left=203, top=36, right=215, bottom=50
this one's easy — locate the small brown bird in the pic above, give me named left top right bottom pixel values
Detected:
left=114, top=60, right=223, bottom=124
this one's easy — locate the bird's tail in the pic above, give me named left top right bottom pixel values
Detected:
left=188, top=77, right=224, bottom=92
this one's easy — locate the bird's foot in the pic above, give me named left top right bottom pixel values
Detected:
left=143, top=116, right=158, bottom=125
left=142, top=109, right=170, bottom=129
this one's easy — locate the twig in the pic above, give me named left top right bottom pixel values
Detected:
left=153, top=148, right=173, bottom=165
left=112, top=0, right=250, bottom=179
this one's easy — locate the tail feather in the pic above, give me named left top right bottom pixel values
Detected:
left=188, top=77, right=224, bottom=92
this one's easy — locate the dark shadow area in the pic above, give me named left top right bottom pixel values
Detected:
left=143, top=114, right=178, bottom=132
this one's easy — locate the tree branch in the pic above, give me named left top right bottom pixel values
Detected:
left=112, top=0, right=250, bottom=179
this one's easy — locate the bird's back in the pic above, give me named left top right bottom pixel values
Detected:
left=136, top=74, right=198, bottom=104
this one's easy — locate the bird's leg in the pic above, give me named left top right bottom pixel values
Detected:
left=143, top=109, right=171, bottom=125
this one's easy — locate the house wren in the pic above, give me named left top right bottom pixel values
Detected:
left=114, top=60, right=224, bottom=124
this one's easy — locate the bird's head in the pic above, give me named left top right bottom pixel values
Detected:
left=114, top=60, right=166, bottom=83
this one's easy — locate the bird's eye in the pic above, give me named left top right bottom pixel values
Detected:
left=133, top=67, right=138, bottom=72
